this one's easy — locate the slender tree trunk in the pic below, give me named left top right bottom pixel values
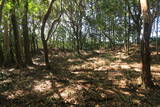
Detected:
left=136, top=23, right=141, bottom=45
left=141, top=22, right=154, bottom=88
left=108, top=25, right=112, bottom=48
left=0, top=44, right=4, bottom=66
left=9, top=23, right=15, bottom=64
left=0, top=0, right=5, bottom=66
left=22, top=0, right=32, bottom=65
left=127, top=15, right=131, bottom=55
left=31, top=34, right=36, bottom=55
left=36, top=38, right=39, bottom=52
left=103, top=32, right=115, bottom=50
left=62, top=38, right=65, bottom=51
left=3, top=19, right=11, bottom=66
left=124, top=7, right=128, bottom=52
left=76, top=36, right=80, bottom=54
left=41, top=36, right=50, bottom=68
left=11, top=0, right=24, bottom=67
left=112, top=19, right=115, bottom=50
left=41, top=0, right=56, bottom=68
left=137, top=30, right=141, bottom=44
left=0, top=0, right=5, bottom=25
left=140, top=0, right=154, bottom=88
left=75, top=31, right=80, bottom=54
left=156, top=17, right=159, bottom=55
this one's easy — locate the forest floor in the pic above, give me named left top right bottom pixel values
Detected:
left=0, top=46, right=160, bottom=107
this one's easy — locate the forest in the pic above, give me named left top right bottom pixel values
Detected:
left=0, top=0, right=160, bottom=106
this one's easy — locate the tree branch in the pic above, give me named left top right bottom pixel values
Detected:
left=46, top=14, right=62, bottom=42
left=41, top=0, right=56, bottom=41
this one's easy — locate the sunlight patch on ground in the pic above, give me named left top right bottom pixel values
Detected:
left=68, top=57, right=109, bottom=71
left=114, top=52, right=123, bottom=59
left=3, top=90, right=26, bottom=99
left=110, top=62, right=120, bottom=70
left=55, top=82, right=65, bottom=88
left=119, top=90, right=131, bottom=96
left=138, top=93, right=145, bottom=97
left=43, top=72, right=54, bottom=79
left=33, top=80, right=52, bottom=93
left=60, top=87, right=76, bottom=98
left=129, top=63, right=141, bottom=72
left=67, top=58, right=82, bottom=63
left=94, top=66, right=110, bottom=71
left=108, top=72, right=123, bottom=82
left=8, top=68, right=15, bottom=72
left=120, top=63, right=131, bottom=69
left=0, top=79, right=12, bottom=85
left=130, top=63, right=141, bottom=67
left=152, top=65, right=160, bottom=72
left=50, top=93, right=61, bottom=99
left=132, top=99, right=141, bottom=104
left=94, top=49, right=106, bottom=54
left=32, top=57, right=41, bottom=65
left=108, top=71, right=127, bottom=88
left=59, top=86, right=80, bottom=104
left=152, top=72, right=160, bottom=79
left=114, top=51, right=130, bottom=60
left=118, top=79, right=127, bottom=88
left=33, top=57, right=46, bottom=66
left=133, top=68, right=141, bottom=72
left=27, top=66, right=35, bottom=70
left=151, top=52, right=159, bottom=55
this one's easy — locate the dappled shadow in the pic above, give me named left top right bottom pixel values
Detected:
left=0, top=49, right=160, bottom=106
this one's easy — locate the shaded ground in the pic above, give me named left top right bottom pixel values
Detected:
left=0, top=47, right=160, bottom=106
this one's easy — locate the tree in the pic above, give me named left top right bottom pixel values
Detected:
left=140, top=0, right=160, bottom=88
left=3, top=15, right=12, bottom=66
left=41, top=0, right=61, bottom=68
left=156, top=16, right=159, bottom=55
left=126, top=0, right=142, bottom=45
left=64, top=0, right=86, bottom=54
left=11, top=0, right=24, bottom=67
left=22, top=0, right=32, bottom=65
left=0, top=0, right=5, bottom=66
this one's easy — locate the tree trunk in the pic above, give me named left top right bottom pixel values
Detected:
left=140, top=0, right=154, bottom=88
left=75, top=31, right=80, bottom=54
left=137, top=28, right=141, bottom=45
left=31, top=34, right=36, bottom=55
left=3, top=19, right=11, bottom=66
left=22, top=0, right=32, bottom=65
left=156, top=17, right=159, bottom=55
left=35, top=34, right=39, bottom=53
left=141, top=22, right=154, bottom=88
left=0, top=0, right=5, bottom=66
left=76, top=36, right=80, bottom=54
left=9, top=23, right=15, bottom=64
left=41, top=0, right=56, bottom=68
left=11, top=0, right=24, bottom=67
left=124, top=7, right=128, bottom=52
left=127, top=15, right=131, bottom=55
left=41, top=36, right=50, bottom=68
left=0, top=44, right=4, bottom=66
left=0, top=0, right=5, bottom=25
